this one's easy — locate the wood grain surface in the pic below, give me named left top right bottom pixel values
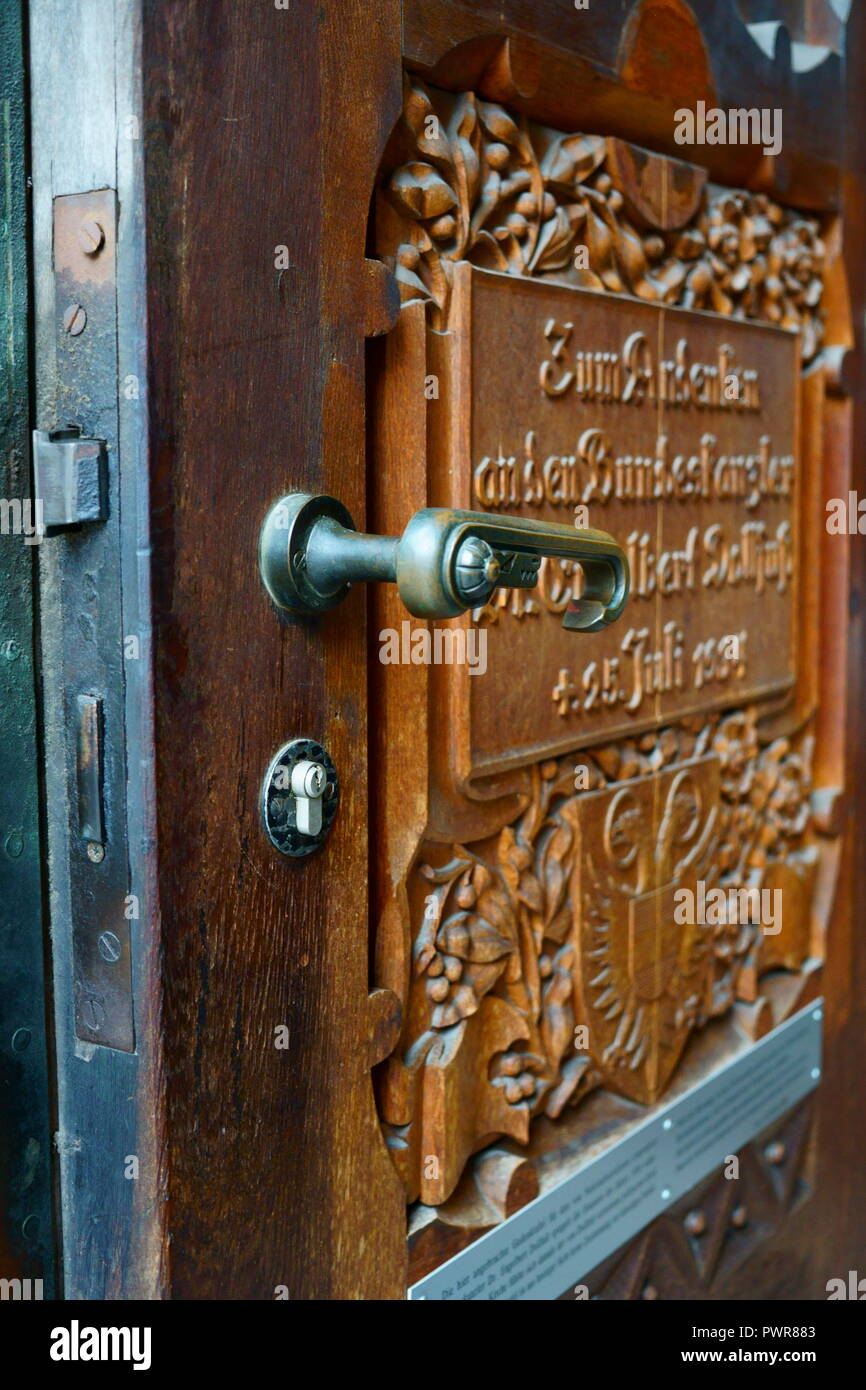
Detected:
left=142, top=0, right=406, bottom=1298
left=130, top=0, right=866, bottom=1299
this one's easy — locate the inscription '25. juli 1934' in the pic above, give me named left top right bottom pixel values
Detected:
left=457, top=268, right=799, bottom=777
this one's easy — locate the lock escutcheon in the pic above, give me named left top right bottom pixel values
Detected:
left=262, top=739, right=338, bottom=857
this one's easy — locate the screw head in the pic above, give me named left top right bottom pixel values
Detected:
left=77, top=218, right=105, bottom=255
left=731, top=1204, right=748, bottom=1229
left=98, top=931, right=121, bottom=963
left=62, top=303, right=87, bottom=336
left=1, top=639, right=20, bottom=661
left=765, top=1140, right=786, bottom=1165
left=86, top=841, right=105, bottom=863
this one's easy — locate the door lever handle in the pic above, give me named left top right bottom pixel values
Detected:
left=259, top=493, right=629, bottom=631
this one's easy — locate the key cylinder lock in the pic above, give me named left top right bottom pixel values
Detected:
left=261, top=738, right=339, bottom=857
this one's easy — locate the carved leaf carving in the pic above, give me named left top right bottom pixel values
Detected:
left=380, top=711, right=819, bottom=1205
left=380, top=80, right=825, bottom=359
left=374, top=79, right=831, bottom=1212
left=389, top=163, right=456, bottom=220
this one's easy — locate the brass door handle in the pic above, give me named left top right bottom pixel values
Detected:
left=259, top=493, right=629, bottom=631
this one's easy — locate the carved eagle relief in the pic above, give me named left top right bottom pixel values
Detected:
left=379, top=712, right=816, bottom=1205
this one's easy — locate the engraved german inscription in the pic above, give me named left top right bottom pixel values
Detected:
left=446, top=268, right=800, bottom=779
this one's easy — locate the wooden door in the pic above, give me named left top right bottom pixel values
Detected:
left=362, top=1, right=858, bottom=1300
left=30, top=0, right=866, bottom=1301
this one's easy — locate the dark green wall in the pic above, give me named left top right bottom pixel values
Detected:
left=0, top=0, right=55, bottom=1297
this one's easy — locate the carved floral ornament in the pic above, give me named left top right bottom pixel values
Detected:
left=374, top=79, right=827, bottom=1210
left=381, top=78, right=826, bottom=361
left=380, top=709, right=817, bottom=1206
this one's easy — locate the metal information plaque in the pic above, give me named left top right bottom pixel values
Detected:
left=408, top=1002, right=822, bottom=1300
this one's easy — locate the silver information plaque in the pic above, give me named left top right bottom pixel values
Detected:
left=408, top=1001, right=823, bottom=1301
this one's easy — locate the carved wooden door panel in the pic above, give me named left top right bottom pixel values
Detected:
left=359, top=0, right=860, bottom=1300
left=115, top=0, right=866, bottom=1303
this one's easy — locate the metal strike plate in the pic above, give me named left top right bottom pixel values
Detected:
left=33, top=426, right=108, bottom=531
left=262, top=739, right=339, bottom=857
left=51, top=188, right=135, bottom=1053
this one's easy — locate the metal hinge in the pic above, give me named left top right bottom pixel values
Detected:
left=32, top=426, right=108, bottom=532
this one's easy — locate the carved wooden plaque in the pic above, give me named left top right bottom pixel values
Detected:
left=370, top=76, right=835, bottom=1266
left=437, top=267, right=800, bottom=780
